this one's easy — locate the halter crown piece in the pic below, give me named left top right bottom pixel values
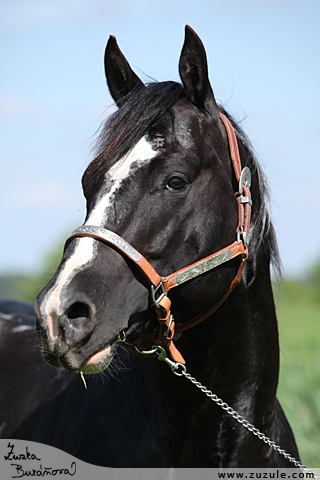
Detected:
left=64, top=113, right=252, bottom=364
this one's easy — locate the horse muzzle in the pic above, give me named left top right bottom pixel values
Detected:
left=35, top=293, right=113, bottom=372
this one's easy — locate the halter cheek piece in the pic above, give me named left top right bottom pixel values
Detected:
left=64, top=113, right=252, bottom=364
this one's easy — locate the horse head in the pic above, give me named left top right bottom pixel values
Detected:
left=35, top=26, right=266, bottom=376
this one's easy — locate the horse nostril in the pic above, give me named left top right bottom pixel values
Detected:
left=61, top=302, right=93, bottom=346
left=66, top=302, right=90, bottom=322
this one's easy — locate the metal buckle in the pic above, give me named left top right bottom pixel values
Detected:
left=237, top=229, right=250, bottom=247
left=236, top=167, right=252, bottom=248
left=240, top=196, right=252, bottom=206
left=237, top=166, right=251, bottom=196
left=151, top=278, right=167, bottom=309
left=242, top=232, right=250, bottom=247
left=135, top=345, right=159, bottom=356
left=163, top=315, right=174, bottom=338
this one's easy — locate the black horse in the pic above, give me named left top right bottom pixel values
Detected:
left=3, top=26, right=300, bottom=467
left=0, top=300, right=73, bottom=438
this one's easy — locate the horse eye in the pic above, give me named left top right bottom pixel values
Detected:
left=167, top=177, right=188, bottom=191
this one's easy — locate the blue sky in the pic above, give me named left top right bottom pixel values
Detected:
left=0, top=0, right=319, bottom=277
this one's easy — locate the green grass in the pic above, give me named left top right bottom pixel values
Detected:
left=275, top=281, right=320, bottom=467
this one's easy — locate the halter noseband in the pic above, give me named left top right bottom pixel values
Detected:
left=64, top=113, right=252, bottom=364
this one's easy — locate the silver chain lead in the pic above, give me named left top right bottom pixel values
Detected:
left=180, top=369, right=318, bottom=478
left=146, top=346, right=318, bottom=478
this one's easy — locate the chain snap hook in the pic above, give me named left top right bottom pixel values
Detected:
left=153, top=345, right=187, bottom=375
left=135, top=345, right=187, bottom=375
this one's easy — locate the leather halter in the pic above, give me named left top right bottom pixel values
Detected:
left=64, top=113, right=252, bottom=364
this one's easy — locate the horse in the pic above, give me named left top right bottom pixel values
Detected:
left=5, top=25, right=300, bottom=467
left=0, top=300, right=73, bottom=438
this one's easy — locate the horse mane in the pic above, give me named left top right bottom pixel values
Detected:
left=85, top=80, right=281, bottom=277
left=218, top=107, right=281, bottom=278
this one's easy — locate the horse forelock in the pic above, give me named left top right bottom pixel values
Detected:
left=83, top=81, right=185, bottom=191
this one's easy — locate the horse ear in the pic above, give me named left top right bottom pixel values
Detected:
left=104, top=35, right=145, bottom=106
left=179, top=26, right=218, bottom=114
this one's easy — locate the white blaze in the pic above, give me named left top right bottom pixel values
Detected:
left=43, top=136, right=158, bottom=340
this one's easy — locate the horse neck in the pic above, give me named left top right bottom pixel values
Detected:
left=142, top=240, right=279, bottom=427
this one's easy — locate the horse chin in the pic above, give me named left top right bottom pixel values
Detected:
left=80, top=344, right=115, bottom=374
